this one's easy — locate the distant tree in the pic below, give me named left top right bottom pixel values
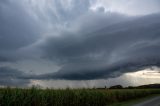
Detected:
left=109, top=85, right=123, bottom=89
left=127, top=86, right=134, bottom=89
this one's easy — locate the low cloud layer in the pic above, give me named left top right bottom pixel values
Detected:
left=0, top=67, right=30, bottom=86
left=0, top=0, right=160, bottom=87
left=37, top=14, right=160, bottom=80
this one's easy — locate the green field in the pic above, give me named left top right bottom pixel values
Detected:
left=0, top=87, right=160, bottom=106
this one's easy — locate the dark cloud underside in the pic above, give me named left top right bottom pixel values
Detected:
left=0, top=0, right=160, bottom=86
left=36, top=14, right=160, bottom=80
left=0, top=67, right=30, bottom=86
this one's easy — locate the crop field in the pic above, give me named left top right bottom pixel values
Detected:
left=0, top=87, right=160, bottom=106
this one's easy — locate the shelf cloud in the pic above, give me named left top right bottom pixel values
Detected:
left=0, top=0, right=160, bottom=87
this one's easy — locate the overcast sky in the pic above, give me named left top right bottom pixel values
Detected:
left=0, top=0, right=160, bottom=88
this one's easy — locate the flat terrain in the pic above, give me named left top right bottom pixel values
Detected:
left=0, top=88, right=160, bottom=106
left=133, top=96, right=160, bottom=106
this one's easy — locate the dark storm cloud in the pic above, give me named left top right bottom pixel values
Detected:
left=0, top=0, right=91, bottom=62
left=1, top=0, right=160, bottom=84
left=0, top=67, right=30, bottom=86
left=40, top=12, right=130, bottom=61
left=0, top=0, right=42, bottom=62
left=38, top=13, right=160, bottom=80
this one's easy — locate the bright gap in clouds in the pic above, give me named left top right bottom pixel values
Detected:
left=90, top=0, right=160, bottom=15
left=126, top=66, right=160, bottom=79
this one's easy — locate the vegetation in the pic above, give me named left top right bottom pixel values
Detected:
left=109, top=94, right=160, bottom=106
left=0, top=87, right=160, bottom=106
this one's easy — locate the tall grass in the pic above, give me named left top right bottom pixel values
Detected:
left=0, top=87, right=160, bottom=106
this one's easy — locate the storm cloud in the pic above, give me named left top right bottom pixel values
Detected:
left=0, top=67, right=30, bottom=86
left=0, top=0, right=160, bottom=87
left=34, top=13, right=160, bottom=80
left=0, top=0, right=43, bottom=62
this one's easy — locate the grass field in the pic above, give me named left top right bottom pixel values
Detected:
left=0, top=87, right=160, bottom=106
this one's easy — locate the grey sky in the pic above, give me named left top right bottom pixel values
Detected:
left=0, top=0, right=160, bottom=87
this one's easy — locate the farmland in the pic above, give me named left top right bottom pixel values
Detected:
left=0, top=87, right=160, bottom=106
